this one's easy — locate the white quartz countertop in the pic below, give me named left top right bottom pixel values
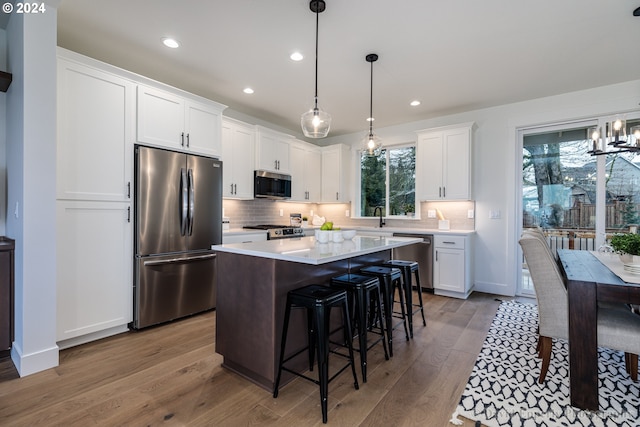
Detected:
left=212, top=235, right=422, bottom=265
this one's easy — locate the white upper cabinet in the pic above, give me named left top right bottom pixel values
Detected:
left=136, top=85, right=225, bottom=157
left=321, top=144, right=352, bottom=203
left=57, top=57, right=134, bottom=202
left=416, top=123, right=474, bottom=201
left=290, top=141, right=322, bottom=202
left=255, top=126, right=292, bottom=173
left=221, top=118, right=255, bottom=199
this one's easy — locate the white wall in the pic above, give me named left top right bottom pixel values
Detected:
left=6, top=3, right=59, bottom=376
left=324, top=80, right=640, bottom=296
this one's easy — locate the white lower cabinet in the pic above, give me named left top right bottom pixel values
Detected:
left=433, top=234, right=473, bottom=299
left=222, top=232, right=267, bottom=244
left=56, top=200, right=132, bottom=346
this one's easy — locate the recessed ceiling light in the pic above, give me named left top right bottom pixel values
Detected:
left=162, top=37, right=180, bottom=49
left=410, top=100, right=421, bottom=107
left=243, top=87, right=254, bottom=94
left=290, top=52, right=303, bottom=61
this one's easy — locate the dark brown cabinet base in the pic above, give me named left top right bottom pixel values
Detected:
left=215, top=249, right=390, bottom=391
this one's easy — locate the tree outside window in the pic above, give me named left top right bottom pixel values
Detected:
left=360, top=146, right=416, bottom=217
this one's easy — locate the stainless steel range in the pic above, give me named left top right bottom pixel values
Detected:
left=243, top=224, right=304, bottom=240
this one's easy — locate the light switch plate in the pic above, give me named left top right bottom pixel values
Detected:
left=428, top=209, right=436, bottom=218
left=467, top=209, right=474, bottom=219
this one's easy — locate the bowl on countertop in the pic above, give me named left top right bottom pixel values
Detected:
left=342, top=229, right=356, bottom=239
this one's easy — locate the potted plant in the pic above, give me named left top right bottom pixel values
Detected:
left=302, top=216, right=308, bottom=227
left=609, top=233, right=640, bottom=264
left=404, top=204, right=415, bottom=217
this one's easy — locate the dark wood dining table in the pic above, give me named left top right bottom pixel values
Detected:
left=557, top=249, right=640, bottom=411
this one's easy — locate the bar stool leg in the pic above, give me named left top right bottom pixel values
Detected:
left=395, top=277, right=410, bottom=341
left=373, top=287, right=390, bottom=361
left=307, top=309, right=316, bottom=371
left=273, top=294, right=292, bottom=398
left=354, top=285, right=370, bottom=382
left=341, top=298, right=360, bottom=391
left=314, top=304, right=330, bottom=424
left=414, top=269, right=427, bottom=326
left=401, top=269, right=414, bottom=338
left=380, top=278, right=395, bottom=357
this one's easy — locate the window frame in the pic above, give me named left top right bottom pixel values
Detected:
left=354, top=142, right=419, bottom=220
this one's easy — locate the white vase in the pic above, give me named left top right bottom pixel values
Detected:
left=619, top=253, right=640, bottom=266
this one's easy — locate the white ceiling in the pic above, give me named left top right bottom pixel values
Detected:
left=56, top=0, right=640, bottom=141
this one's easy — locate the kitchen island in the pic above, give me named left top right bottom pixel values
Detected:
left=212, top=235, right=422, bottom=390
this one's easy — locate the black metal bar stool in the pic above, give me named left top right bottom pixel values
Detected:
left=380, top=260, right=426, bottom=338
left=359, top=265, right=409, bottom=357
left=330, top=273, right=389, bottom=383
left=273, top=284, right=359, bottom=424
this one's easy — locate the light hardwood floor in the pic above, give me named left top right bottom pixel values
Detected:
left=0, top=292, right=505, bottom=426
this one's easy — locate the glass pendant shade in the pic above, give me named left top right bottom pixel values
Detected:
left=363, top=131, right=382, bottom=157
left=301, top=106, right=331, bottom=138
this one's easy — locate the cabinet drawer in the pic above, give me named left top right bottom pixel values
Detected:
left=434, top=235, right=466, bottom=249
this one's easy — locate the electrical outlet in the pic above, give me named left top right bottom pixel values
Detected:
left=428, top=209, right=436, bottom=218
left=489, top=210, right=501, bottom=219
left=345, top=209, right=350, bottom=217
left=279, top=209, right=283, bottom=216
left=467, top=209, right=474, bottom=219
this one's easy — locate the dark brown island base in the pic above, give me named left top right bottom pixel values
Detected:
left=213, top=235, right=421, bottom=391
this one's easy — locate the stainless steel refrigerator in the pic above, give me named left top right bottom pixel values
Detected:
left=133, top=145, right=222, bottom=329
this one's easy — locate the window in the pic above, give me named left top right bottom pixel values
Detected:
left=359, top=145, right=416, bottom=217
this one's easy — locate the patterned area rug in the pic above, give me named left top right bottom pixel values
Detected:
left=450, top=301, right=640, bottom=427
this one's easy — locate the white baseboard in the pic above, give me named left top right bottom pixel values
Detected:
left=474, top=280, right=515, bottom=297
left=57, top=324, right=129, bottom=350
left=11, top=341, right=59, bottom=377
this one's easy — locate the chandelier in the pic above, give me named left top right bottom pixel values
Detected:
left=300, top=0, right=331, bottom=138
left=587, top=118, right=640, bottom=156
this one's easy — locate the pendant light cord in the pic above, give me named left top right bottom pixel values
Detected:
left=369, top=58, right=373, bottom=135
left=314, top=6, right=319, bottom=110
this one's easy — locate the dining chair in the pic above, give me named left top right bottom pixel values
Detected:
left=519, top=233, right=640, bottom=383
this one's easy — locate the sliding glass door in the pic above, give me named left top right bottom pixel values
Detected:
left=518, top=116, right=640, bottom=295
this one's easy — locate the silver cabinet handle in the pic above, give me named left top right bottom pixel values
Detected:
left=181, top=132, right=185, bottom=146
left=443, top=186, right=446, bottom=198
left=186, top=133, right=190, bottom=147
left=230, top=183, right=234, bottom=194
left=336, top=192, right=339, bottom=200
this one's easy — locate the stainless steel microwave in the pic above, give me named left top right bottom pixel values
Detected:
left=254, top=170, right=291, bottom=199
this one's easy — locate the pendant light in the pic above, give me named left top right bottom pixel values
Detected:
left=363, top=53, right=382, bottom=156
left=301, top=0, right=331, bottom=138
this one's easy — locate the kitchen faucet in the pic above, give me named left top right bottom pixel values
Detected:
left=373, top=206, right=385, bottom=228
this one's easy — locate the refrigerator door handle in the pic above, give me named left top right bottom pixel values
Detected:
left=188, top=168, right=195, bottom=236
left=143, top=253, right=216, bottom=266
left=180, top=167, right=188, bottom=236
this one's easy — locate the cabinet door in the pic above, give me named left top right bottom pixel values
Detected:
left=56, top=200, right=132, bottom=341
left=434, top=248, right=465, bottom=293
left=442, top=128, right=471, bottom=200
left=321, top=145, right=350, bottom=202
left=222, top=120, right=255, bottom=199
left=256, top=131, right=290, bottom=173
left=289, top=144, right=307, bottom=201
left=136, top=85, right=185, bottom=148
left=321, top=148, right=340, bottom=202
left=418, top=132, right=444, bottom=200
left=305, top=149, right=322, bottom=202
left=185, top=100, right=222, bottom=157
left=232, top=126, right=255, bottom=199
left=57, top=59, right=133, bottom=201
